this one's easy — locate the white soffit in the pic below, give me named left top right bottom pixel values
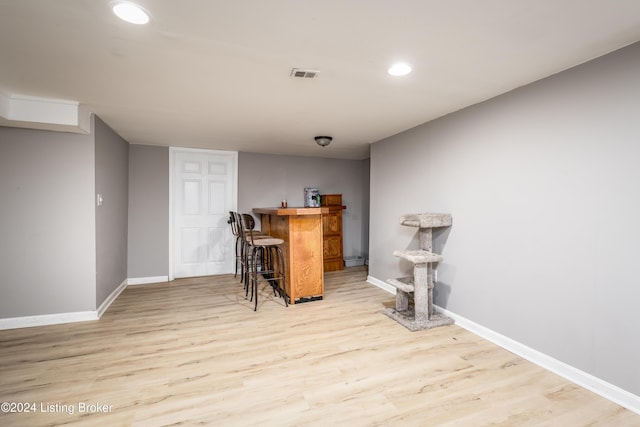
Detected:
left=0, top=90, right=90, bottom=133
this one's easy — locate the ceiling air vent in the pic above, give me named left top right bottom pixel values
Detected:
left=290, top=68, right=319, bottom=79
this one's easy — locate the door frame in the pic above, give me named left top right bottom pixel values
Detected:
left=168, top=147, right=238, bottom=281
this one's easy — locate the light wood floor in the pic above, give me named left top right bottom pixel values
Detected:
left=1, top=267, right=638, bottom=426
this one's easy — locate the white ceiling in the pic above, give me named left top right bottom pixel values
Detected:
left=1, top=1, right=640, bottom=160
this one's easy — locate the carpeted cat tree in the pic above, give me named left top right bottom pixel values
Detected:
left=383, top=213, right=454, bottom=331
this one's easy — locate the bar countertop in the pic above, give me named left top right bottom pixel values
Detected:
left=253, top=207, right=329, bottom=216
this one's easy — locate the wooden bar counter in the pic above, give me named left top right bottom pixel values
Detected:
left=253, top=207, right=329, bottom=304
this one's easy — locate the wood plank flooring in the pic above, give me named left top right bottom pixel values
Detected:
left=1, top=267, right=638, bottom=426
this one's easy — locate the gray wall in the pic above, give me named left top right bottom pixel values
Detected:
left=369, top=42, right=640, bottom=395
left=95, top=117, right=129, bottom=306
left=127, top=144, right=169, bottom=278
left=0, top=125, right=96, bottom=316
left=238, top=152, right=369, bottom=259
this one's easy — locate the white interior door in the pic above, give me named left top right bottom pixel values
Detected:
left=170, top=148, right=237, bottom=279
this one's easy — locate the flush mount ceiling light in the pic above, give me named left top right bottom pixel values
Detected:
left=112, top=1, right=150, bottom=25
left=388, top=62, right=412, bottom=76
left=314, top=136, right=332, bottom=147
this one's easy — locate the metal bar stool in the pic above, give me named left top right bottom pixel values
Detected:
left=228, top=211, right=242, bottom=280
left=233, top=211, right=269, bottom=289
left=241, top=213, right=288, bottom=311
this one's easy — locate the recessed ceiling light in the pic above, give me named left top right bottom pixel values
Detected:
left=388, top=62, right=412, bottom=76
left=112, top=2, right=150, bottom=25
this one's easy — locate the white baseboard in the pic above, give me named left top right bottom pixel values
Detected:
left=0, top=311, right=98, bottom=330
left=127, top=275, right=169, bottom=285
left=97, top=279, right=127, bottom=318
left=367, top=275, right=640, bottom=416
left=0, top=276, right=167, bottom=330
left=437, top=306, right=640, bottom=415
left=367, top=275, right=397, bottom=294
